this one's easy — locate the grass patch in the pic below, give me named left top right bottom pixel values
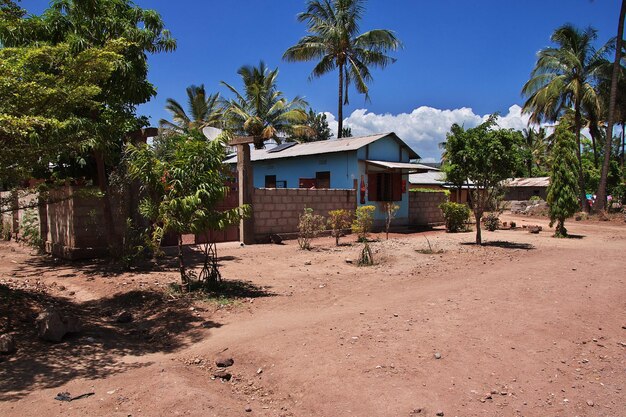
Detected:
left=415, top=236, right=445, bottom=254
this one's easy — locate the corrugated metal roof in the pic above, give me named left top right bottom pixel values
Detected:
left=505, top=177, right=550, bottom=187
left=224, top=132, right=419, bottom=163
left=366, top=160, right=433, bottom=172
left=408, top=171, right=447, bottom=185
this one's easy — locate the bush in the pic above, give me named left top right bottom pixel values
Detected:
left=20, top=208, right=43, bottom=250
left=297, top=208, right=326, bottom=250
left=351, top=205, right=375, bottom=242
left=439, top=202, right=470, bottom=232
left=529, top=195, right=542, bottom=202
left=327, top=209, right=352, bottom=246
left=483, top=212, right=499, bottom=231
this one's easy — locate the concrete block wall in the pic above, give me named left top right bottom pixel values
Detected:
left=408, top=191, right=447, bottom=225
left=253, top=188, right=356, bottom=240
left=0, top=190, right=42, bottom=240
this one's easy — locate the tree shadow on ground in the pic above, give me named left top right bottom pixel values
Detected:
left=564, top=234, right=585, bottom=239
left=461, top=240, right=535, bottom=250
left=0, top=284, right=214, bottom=402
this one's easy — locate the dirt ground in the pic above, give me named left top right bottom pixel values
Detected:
left=1, top=214, right=625, bottom=417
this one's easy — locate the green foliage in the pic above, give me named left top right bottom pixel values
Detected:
left=159, top=85, right=223, bottom=134
left=118, top=218, right=151, bottom=270
left=341, top=126, right=353, bottom=138
left=351, top=205, right=375, bottom=242
left=297, top=207, right=326, bottom=250
left=547, top=120, right=580, bottom=237
left=439, top=201, right=470, bottom=233
left=221, top=61, right=309, bottom=149
left=0, top=0, right=175, bottom=184
left=125, top=130, right=249, bottom=287
left=442, top=115, right=523, bottom=243
left=409, top=188, right=450, bottom=195
left=483, top=213, right=500, bottom=232
left=327, top=209, right=352, bottom=246
left=284, top=0, right=401, bottom=137
left=19, top=208, right=43, bottom=250
left=381, top=202, right=399, bottom=240
left=296, top=108, right=333, bottom=142
left=529, top=195, right=542, bottom=202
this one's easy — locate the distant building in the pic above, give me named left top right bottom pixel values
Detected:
left=225, top=132, right=430, bottom=224
left=503, top=177, right=550, bottom=200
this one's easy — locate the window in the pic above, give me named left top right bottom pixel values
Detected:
left=265, top=175, right=276, bottom=188
left=316, top=171, right=331, bottom=189
left=368, top=173, right=402, bottom=201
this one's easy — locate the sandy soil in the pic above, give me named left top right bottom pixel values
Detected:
left=1, top=214, right=625, bottom=417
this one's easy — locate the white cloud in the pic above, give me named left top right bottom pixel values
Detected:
left=325, top=104, right=537, bottom=161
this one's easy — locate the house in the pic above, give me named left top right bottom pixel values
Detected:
left=408, top=167, right=472, bottom=204
left=503, top=177, right=550, bottom=200
left=225, top=132, right=430, bottom=225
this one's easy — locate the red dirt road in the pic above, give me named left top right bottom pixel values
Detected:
left=1, top=214, right=625, bottom=416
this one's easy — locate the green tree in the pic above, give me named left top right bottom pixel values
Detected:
left=283, top=0, right=401, bottom=138
left=125, top=130, right=248, bottom=290
left=547, top=120, right=580, bottom=237
left=0, top=42, right=125, bottom=184
left=159, top=85, right=223, bottom=134
left=522, top=24, right=606, bottom=211
left=597, top=0, right=626, bottom=211
left=341, top=126, right=353, bottom=138
left=221, top=61, right=310, bottom=149
left=443, top=115, right=523, bottom=245
left=296, top=108, right=333, bottom=142
left=521, top=126, right=548, bottom=177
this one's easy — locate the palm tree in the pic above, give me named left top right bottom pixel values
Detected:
left=522, top=126, right=548, bottom=176
left=596, top=0, right=626, bottom=211
left=522, top=24, right=607, bottom=211
left=159, top=84, right=223, bottom=134
left=221, top=62, right=309, bottom=149
left=283, top=0, right=401, bottom=138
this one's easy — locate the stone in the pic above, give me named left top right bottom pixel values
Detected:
left=37, top=310, right=82, bottom=342
left=304, top=260, right=312, bottom=266
left=0, top=334, right=16, bottom=354
left=269, top=234, right=282, bottom=244
left=586, top=400, right=594, bottom=407
left=212, top=370, right=232, bottom=381
left=116, top=310, right=133, bottom=324
left=244, top=406, right=252, bottom=412
left=215, top=356, right=234, bottom=368
left=434, top=352, right=441, bottom=359
left=345, top=258, right=353, bottom=264
left=436, top=411, right=444, bottom=416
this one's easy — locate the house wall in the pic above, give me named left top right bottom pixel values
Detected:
left=504, top=186, right=547, bottom=201
left=252, top=151, right=359, bottom=189
left=408, top=190, right=446, bottom=225
left=252, top=188, right=356, bottom=241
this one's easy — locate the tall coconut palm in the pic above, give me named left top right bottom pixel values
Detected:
left=596, top=0, right=626, bottom=211
left=283, top=0, right=401, bottom=138
left=522, top=24, right=607, bottom=211
left=159, top=84, right=223, bottom=134
left=221, top=61, right=310, bottom=149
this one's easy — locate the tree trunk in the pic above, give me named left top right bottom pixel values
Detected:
left=474, top=211, right=482, bottom=245
left=596, top=0, right=626, bottom=211
left=178, top=234, right=188, bottom=291
left=622, top=123, right=625, bottom=173
left=94, top=150, right=118, bottom=252
left=574, top=105, right=588, bottom=212
left=527, top=158, right=532, bottom=177
left=337, top=63, right=344, bottom=139
left=590, top=129, right=598, bottom=169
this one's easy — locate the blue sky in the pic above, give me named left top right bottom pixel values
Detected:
left=20, top=0, right=622, bottom=160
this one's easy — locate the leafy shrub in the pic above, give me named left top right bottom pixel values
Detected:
left=358, top=241, right=374, bottom=266
left=529, top=195, right=542, bottom=202
left=20, top=208, right=43, bottom=250
left=327, top=209, right=352, bottom=246
left=439, top=201, right=470, bottom=232
left=297, top=207, right=326, bottom=250
left=351, top=205, right=375, bottom=242
left=483, top=212, right=499, bottom=231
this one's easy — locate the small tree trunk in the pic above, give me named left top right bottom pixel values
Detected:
left=574, top=105, right=588, bottom=212
left=178, top=234, right=188, bottom=291
left=335, top=233, right=340, bottom=246
left=590, top=130, right=598, bottom=169
left=474, top=211, right=482, bottom=245
left=337, top=63, right=344, bottom=139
